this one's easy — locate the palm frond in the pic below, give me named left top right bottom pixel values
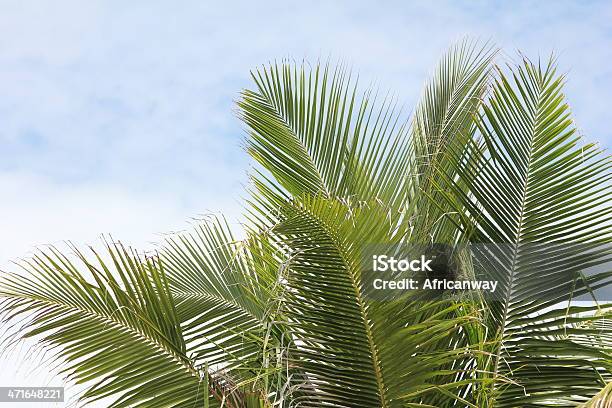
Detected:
left=580, top=380, right=612, bottom=407
left=161, top=216, right=302, bottom=402
left=162, top=217, right=267, bottom=367
left=440, top=57, right=612, bottom=406
left=1, top=42, right=610, bottom=408
left=271, top=195, right=478, bottom=407
left=408, top=39, right=498, bottom=244
left=0, top=242, right=219, bottom=407
left=239, top=60, right=411, bottom=214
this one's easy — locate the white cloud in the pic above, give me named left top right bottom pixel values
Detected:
left=0, top=171, right=243, bottom=271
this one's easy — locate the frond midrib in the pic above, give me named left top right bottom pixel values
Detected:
left=290, top=203, right=390, bottom=408
left=490, top=70, right=550, bottom=397
left=1, top=291, right=201, bottom=380
left=247, top=89, right=332, bottom=198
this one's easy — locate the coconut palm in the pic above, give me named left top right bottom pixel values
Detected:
left=1, top=40, right=610, bottom=407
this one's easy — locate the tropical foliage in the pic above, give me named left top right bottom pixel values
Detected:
left=1, top=40, right=611, bottom=407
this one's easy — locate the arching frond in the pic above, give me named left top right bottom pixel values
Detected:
left=440, top=57, right=612, bottom=406
left=0, top=243, right=221, bottom=407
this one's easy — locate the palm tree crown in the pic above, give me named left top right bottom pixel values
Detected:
left=1, top=40, right=611, bottom=407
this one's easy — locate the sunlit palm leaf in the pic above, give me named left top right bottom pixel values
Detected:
left=0, top=243, right=221, bottom=407
left=239, top=60, right=411, bottom=215
left=408, top=39, right=497, bottom=244
left=270, top=195, right=479, bottom=407
left=162, top=217, right=267, bottom=368
left=440, top=57, right=612, bottom=406
left=1, top=41, right=610, bottom=408
left=161, top=216, right=299, bottom=404
left=580, top=380, right=612, bottom=407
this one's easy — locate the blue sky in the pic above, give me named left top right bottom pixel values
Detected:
left=2, top=1, right=612, bottom=268
left=1, top=1, right=611, bottom=404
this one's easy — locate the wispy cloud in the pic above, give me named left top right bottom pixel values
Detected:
left=1, top=0, right=610, bottom=270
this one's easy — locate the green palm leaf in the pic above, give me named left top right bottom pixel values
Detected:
left=580, top=381, right=612, bottom=407
left=439, top=57, right=612, bottom=406
left=161, top=216, right=300, bottom=403
left=409, top=39, right=497, bottom=244
left=0, top=243, right=218, bottom=407
left=238, top=42, right=501, bottom=407
left=239, top=60, right=411, bottom=214
left=162, top=217, right=268, bottom=368
left=271, top=195, right=476, bottom=407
